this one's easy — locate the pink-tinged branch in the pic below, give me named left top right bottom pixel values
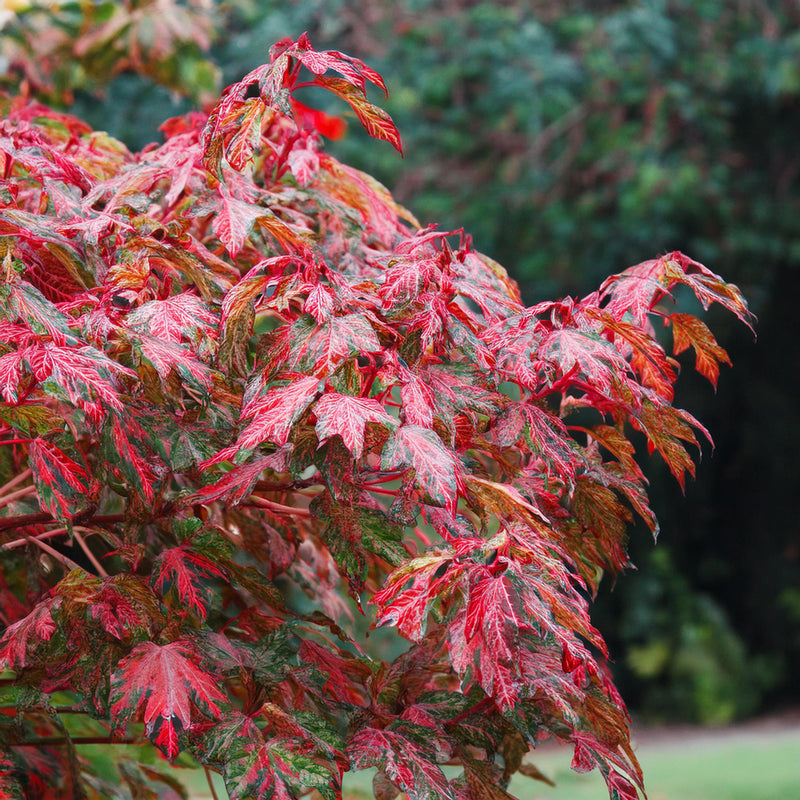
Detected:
left=0, top=484, right=37, bottom=509
left=247, top=495, right=313, bottom=518
left=72, top=526, right=108, bottom=577
left=2, top=526, right=70, bottom=551
left=21, top=532, right=83, bottom=571
left=0, top=512, right=125, bottom=534
left=0, top=468, right=32, bottom=497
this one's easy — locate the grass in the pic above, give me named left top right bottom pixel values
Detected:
left=503, top=727, right=800, bottom=800
left=179, top=723, right=800, bottom=800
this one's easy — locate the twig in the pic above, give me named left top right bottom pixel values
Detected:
left=23, top=533, right=82, bottom=571
left=0, top=512, right=57, bottom=532
left=0, top=512, right=125, bottom=534
left=12, top=736, right=139, bottom=746
left=0, top=468, right=32, bottom=497
left=72, top=527, right=108, bottom=577
left=2, top=526, right=69, bottom=551
left=247, top=495, right=311, bottom=518
left=0, top=485, right=37, bottom=510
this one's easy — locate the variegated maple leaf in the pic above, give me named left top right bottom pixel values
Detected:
left=314, top=392, right=397, bottom=459
left=110, top=639, right=227, bottom=759
left=381, top=424, right=463, bottom=513
left=28, top=437, right=98, bottom=522
left=152, top=545, right=228, bottom=620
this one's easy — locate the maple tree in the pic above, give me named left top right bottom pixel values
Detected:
left=0, top=33, right=754, bottom=800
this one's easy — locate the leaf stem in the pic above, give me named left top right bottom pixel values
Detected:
left=205, top=767, right=221, bottom=800
left=413, top=527, right=432, bottom=546
left=362, top=486, right=398, bottom=496
left=359, top=473, right=403, bottom=486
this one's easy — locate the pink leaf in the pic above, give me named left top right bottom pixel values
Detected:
left=381, top=425, right=462, bottom=512
left=236, top=375, right=321, bottom=451
left=314, top=393, right=397, bottom=459
left=212, top=188, right=265, bottom=258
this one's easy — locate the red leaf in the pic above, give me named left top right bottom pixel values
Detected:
left=133, top=335, right=215, bottom=390
left=298, top=639, right=369, bottom=705
left=111, top=639, right=227, bottom=759
left=379, top=255, right=440, bottom=307
left=107, top=415, right=159, bottom=503
left=283, top=313, right=383, bottom=376
left=152, top=546, right=227, bottom=621
left=192, top=451, right=287, bottom=505
left=598, top=251, right=754, bottom=329
left=125, top=292, right=217, bottom=344
left=291, top=33, right=388, bottom=96
left=290, top=98, right=347, bottom=140
left=348, top=726, right=455, bottom=800
left=14, top=343, right=135, bottom=420
left=632, top=401, right=707, bottom=490
left=448, top=572, right=520, bottom=709
left=2, top=281, right=79, bottom=346
left=400, top=375, right=436, bottom=428
left=28, top=437, right=97, bottom=522
left=0, top=349, right=25, bottom=403
left=373, top=551, right=463, bottom=641
left=206, top=376, right=320, bottom=465
left=314, top=392, right=397, bottom=459
left=315, top=76, right=403, bottom=153
left=0, top=600, right=56, bottom=672
left=381, top=425, right=462, bottom=513
left=238, top=375, right=321, bottom=449
left=0, top=752, right=24, bottom=800
left=538, top=327, right=628, bottom=397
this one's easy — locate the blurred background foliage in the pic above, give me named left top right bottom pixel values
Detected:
left=2, top=0, right=798, bottom=725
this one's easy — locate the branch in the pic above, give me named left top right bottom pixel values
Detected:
left=72, top=527, right=108, bottom=577
left=205, top=767, right=221, bottom=800
left=0, top=485, right=37, bottom=509
left=10, top=736, right=140, bottom=746
left=2, top=526, right=69, bottom=551
left=246, top=495, right=312, bottom=518
left=23, top=533, right=82, bottom=571
left=0, top=468, right=32, bottom=498
left=0, top=512, right=125, bottom=535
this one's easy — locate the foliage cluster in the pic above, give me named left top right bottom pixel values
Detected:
left=213, top=0, right=800, bottom=721
left=0, top=28, right=753, bottom=800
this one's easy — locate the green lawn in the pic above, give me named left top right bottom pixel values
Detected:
left=181, top=724, right=800, bottom=800
left=503, top=728, right=800, bottom=800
